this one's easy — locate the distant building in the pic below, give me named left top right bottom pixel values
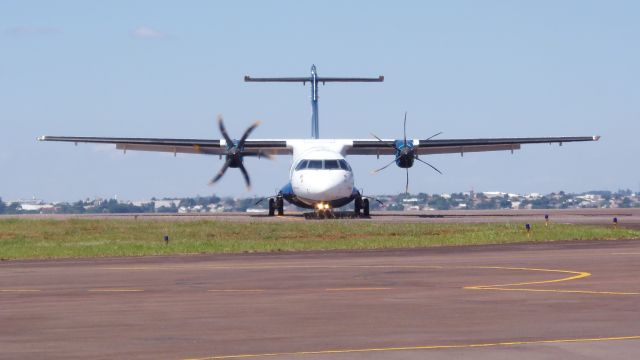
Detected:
left=402, top=198, right=420, bottom=204
left=19, top=203, right=55, bottom=212
left=154, top=199, right=180, bottom=209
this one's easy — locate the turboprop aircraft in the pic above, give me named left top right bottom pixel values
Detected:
left=39, top=65, right=600, bottom=217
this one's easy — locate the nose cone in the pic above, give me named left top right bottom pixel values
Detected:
left=292, top=170, right=353, bottom=201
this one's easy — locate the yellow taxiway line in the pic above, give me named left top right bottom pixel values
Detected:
left=183, top=335, right=640, bottom=359
left=464, top=266, right=640, bottom=295
left=3, top=264, right=627, bottom=296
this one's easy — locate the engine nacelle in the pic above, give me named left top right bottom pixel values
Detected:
left=394, top=139, right=416, bottom=168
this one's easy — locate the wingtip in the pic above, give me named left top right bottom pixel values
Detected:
left=37, top=136, right=46, bottom=141
left=593, top=135, right=601, bottom=141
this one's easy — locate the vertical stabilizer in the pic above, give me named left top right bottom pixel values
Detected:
left=310, top=65, right=319, bottom=139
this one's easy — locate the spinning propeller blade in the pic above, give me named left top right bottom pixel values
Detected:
left=210, top=160, right=230, bottom=185
left=238, top=163, right=251, bottom=189
left=405, top=168, right=409, bottom=194
left=210, top=115, right=265, bottom=190
left=217, top=114, right=234, bottom=146
left=371, top=112, right=443, bottom=193
left=372, top=158, right=397, bottom=174
left=403, top=111, right=407, bottom=146
left=415, top=157, right=443, bottom=174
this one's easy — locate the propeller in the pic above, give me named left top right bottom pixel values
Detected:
left=371, top=112, right=443, bottom=193
left=209, top=115, right=265, bottom=190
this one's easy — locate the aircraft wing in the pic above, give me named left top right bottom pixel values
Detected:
left=347, top=136, right=600, bottom=156
left=38, top=135, right=599, bottom=157
left=37, top=136, right=292, bottom=156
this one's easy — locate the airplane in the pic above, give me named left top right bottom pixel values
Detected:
left=38, top=65, right=600, bottom=217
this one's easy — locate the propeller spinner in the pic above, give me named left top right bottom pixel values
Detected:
left=210, top=115, right=265, bottom=189
left=371, top=112, right=442, bottom=193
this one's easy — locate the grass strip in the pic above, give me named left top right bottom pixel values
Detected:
left=0, top=219, right=638, bottom=260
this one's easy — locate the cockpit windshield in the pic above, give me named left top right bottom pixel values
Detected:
left=295, top=159, right=352, bottom=171
left=338, top=159, right=351, bottom=171
left=307, top=160, right=323, bottom=169
left=324, top=160, right=340, bottom=169
left=295, top=160, right=308, bottom=170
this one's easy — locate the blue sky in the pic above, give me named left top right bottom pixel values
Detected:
left=1, top=1, right=638, bottom=201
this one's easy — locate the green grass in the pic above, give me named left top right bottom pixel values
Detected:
left=0, top=219, right=638, bottom=260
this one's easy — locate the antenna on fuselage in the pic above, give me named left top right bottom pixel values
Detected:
left=244, top=65, right=384, bottom=139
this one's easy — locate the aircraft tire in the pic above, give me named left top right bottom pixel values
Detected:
left=268, top=198, right=275, bottom=216
left=363, top=198, right=370, bottom=217
left=276, top=196, right=284, bottom=216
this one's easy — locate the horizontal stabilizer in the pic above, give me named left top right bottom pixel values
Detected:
left=244, top=76, right=309, bottom=82
left=244, top=76, right=384, bottom=83
left=317, top=76, right=384, bottom=82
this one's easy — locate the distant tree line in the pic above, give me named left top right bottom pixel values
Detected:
left=54, top=199, right=156, bottom=214
left=0, top=197, right=22, bottom=214
left=1, top=189, right=638, bottom=215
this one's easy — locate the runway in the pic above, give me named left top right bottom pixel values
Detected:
left=10, top=208, right=640, bottom=229
left=2, top=239, right=640, bottom=359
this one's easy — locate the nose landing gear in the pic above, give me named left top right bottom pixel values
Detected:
left=313, top=202, right=334, bottom=219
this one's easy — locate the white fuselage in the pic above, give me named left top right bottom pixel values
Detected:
left=287, top=140, right=355, bottom=207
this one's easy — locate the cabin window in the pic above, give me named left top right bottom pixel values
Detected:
left=307, top=160, right=323, bottom=169
left=324, top=160, right=340, bottom=169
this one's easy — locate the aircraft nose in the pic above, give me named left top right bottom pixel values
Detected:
left=293, top=171, right=353, bottom=201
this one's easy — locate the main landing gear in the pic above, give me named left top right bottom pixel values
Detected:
left=268, top=196, right=284, bottom=216
left=354, top=196, right=370, bottom=217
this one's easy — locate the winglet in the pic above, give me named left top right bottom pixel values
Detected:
left=37, top=136, right=46, bottom=141
left=593, top=135, right=601, bottom=141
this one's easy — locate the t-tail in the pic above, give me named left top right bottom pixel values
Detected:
left=245, top=65, right=383, bottom=139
